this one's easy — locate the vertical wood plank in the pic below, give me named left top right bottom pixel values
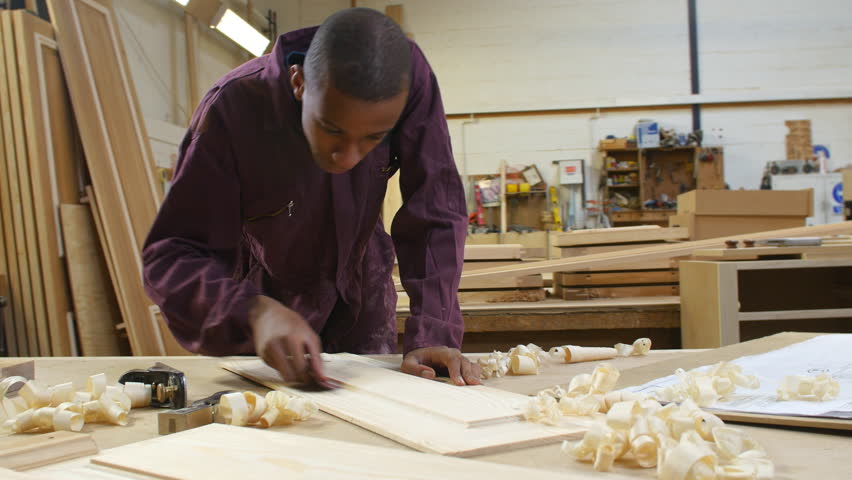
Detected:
left=13, top=9, right=78, bottom=356
left=680, top=260, right=723, bottom=348
left=47, top=0, right=176, bottom=355
left=1, top=11, right=50, bottom=356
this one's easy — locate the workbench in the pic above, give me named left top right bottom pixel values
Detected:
left=8, top=334, right=851, bottom=479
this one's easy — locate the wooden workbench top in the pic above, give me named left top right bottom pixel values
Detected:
left=7, top=339, right=852, bottom=479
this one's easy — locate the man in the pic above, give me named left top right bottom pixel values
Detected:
left=142, top=8, right=481, bottom=386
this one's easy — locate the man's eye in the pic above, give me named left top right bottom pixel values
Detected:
left=323, top=126, right=342, bottom=135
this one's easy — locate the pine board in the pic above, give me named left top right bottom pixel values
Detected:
left=693, top=244, right=852, bottom=259
left=458, top=274, right=543, bottom=290
left=562, top=284, right=679, bottom=301
left=0, top=21, right=28, bottom=357
left=464, top=244, right=523, bottom=260
left=13, top=10, right=79, bottom=356
left=85, top=423, right=614, bottom=480
left=47, top=0, right=171, bottom=355
left=554, top=226, right=688, bottom=247
left=560, top=270, right=679, bottom=286
left=1, top=11, right=49, bottom=356
left=458, top=222, right=852, bottom=281
left=0, top=431, right=98, bottom=471
left=560, top=242, right=663, bottom=257
left=60, top=204, right=123, bottom=356
left=222, top=357, right=586, bottom=456
left=458, top=288, right=546, bottom=304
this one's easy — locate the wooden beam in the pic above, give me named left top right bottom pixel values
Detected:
left=456, top=222, right=852, bottom=282
left=184, top=13, right=198, bottom=123
left=553, top=226, right=688, bottom=247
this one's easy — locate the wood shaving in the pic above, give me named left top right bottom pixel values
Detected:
left=479, top=343, right=549, bottom=378
left=0, top=373, right=149, bottom=434
left=615, top=338, right=653, bottom=356
left=777, top=373, right=839, bottom=401
left=216, top=390, right=317, bottom=429
left=652, top=362, right=760, bottom=407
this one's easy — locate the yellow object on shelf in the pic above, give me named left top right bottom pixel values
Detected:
left=506, top=184, right=519, bottom=194
left=519, top=183, right=531, bottom=193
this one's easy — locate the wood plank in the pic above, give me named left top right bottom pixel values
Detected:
left=0, top=431, right=98, bottom=471
left=464, top=244, right=523, bottom=260
left=1, top=11, right=49, bottom=356
left=694, top=244, right=852, bottom=259
left=0, top=19, right=30, bottom=357
left=458, top=274, right=543, bottom=290
left=560, top=269, right=678, bottom=286
left=222, top=361, right=586, bottom=457
left=562, top=285, right=679, bottom=300
left=458, top=288, right=546, bottom=304
left=560, top=242, right=663, bottom=257
left=13, top=10, right=80, bottom=356
left=88, top=423, right=610, bottom=479
left=454, top=222, right=852, bottom=282
left=398, top=296, right=681, bottom=315
left=738, top=308, right=852, bottom=321
left=554, top=226, right=688, bottom=247
left=60, top=204, right=123, bottom=356
left=47, top=0, right=172, bottom=355
left=316, top=354, right=523, bottom=426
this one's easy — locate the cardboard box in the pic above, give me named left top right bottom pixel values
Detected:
left=677, top=189, right=814, bottom=217
left=599, top=138, right=629, bottom=150
left=843, top=168, right=851, bottom=203
left=636, top=121, right=659, bottom=149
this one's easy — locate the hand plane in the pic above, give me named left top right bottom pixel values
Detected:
left=118, top=362, right=188, bottom=409
left=157, top=390, right=236, bottom=435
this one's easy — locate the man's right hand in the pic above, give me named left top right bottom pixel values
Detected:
left=248, top=295, right=334, bottom=388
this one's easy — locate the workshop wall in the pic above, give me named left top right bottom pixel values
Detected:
left=118, top=0, right=852, bottom=193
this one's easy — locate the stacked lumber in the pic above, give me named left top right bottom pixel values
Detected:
left=552, top=226, right=688, bottom=300
left=0, top=3, right=186, bottom=356
left=459, top=245, right=545, bottom=304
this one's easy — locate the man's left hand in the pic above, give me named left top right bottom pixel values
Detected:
left=401, top=346, right=482, bottom=386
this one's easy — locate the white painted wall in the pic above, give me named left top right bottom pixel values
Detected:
left=121, top=0, right=852, bottom=194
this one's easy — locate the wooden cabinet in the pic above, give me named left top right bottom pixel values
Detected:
left=602, top=146, right=724, bottom=226
left=680, top=258, right=852, bottom=348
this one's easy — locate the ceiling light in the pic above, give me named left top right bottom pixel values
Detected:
left=173, top=0, right=190, bottom=6
left=214, top=9, right=270, bottom=57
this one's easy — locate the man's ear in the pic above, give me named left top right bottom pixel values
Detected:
left=289, top=65, right=305, bottom=101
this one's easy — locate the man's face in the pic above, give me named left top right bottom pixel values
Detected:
left=290, top=65, right=407, bottom=174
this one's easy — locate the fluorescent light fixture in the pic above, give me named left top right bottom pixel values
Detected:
left=173, top=0, right=190, bottom=6
left=215, top=9, right=270, bottom=57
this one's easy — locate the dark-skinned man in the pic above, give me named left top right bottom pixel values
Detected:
left=142, top=8, right=482, bottom=386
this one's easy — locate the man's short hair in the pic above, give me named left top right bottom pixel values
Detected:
left=304, top=8, right=412, bottom=102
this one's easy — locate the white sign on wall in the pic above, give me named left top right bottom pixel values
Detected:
left=558, top=159, right=585, bottom=185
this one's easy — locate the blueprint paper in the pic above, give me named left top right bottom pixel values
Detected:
left=626, top=335, right=852, bottom=418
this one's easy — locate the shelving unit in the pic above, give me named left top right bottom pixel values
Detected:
left=601, top=145, right=725, bottom=226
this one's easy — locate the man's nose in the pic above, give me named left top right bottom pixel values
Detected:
left=331, top=142, right=362, bottom=170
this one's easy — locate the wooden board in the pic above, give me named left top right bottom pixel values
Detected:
left=60, top=204, right=123, bottom=356
left=694, top=244, right=852, bottom=259
left=1, top=11, right=48, bottom=356
left=464, top=244, right=523, bottom=260
left=0, top=431, right=98, bottom=471
left=458, top=274, right=543, bottom=290
left=47, top=0, right=172, bottom=355
left=560, top=269, right=679, bottom=286
left=81, top=423, right=616, bottom=480
left=458, top=288, right=546, bottom=304
left=454, top=222, right=852, bottom=282
left=554, top=226, right=688, bottom=247
left=560, top=242, right=663, bottom=257
left=222, top=357, right=586, bottom=457
left=621, top=332, right=852, bottom=430
left=562, top=285, right=679, bottom=301
left=13, top=10, right=80, bottom=356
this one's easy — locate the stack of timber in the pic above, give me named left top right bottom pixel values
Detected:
left=553, top=226, right=688, bottom=300
left=0, top=9, right=84, bottom=356
left=458, top=244, right=546, bottom=303
left=0, top=3, right=187, bottom=356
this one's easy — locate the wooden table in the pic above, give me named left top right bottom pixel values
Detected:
left=8, top=336, right=851, bottom=479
